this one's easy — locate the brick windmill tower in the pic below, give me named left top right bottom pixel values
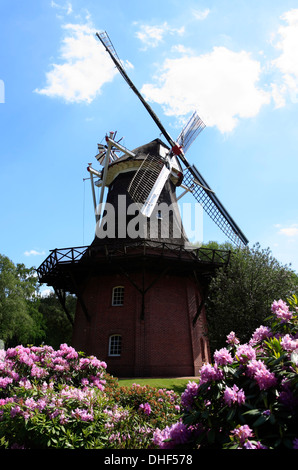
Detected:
left=37, top=32, right=248, bottom=377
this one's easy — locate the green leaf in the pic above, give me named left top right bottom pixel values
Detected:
left=269, top=414, right=276, bottom=425
left=242, top=409, right=261, bottom=417
left=226, top=407, right=236, bottom=422
left=253, top=415, right=267, bottom=427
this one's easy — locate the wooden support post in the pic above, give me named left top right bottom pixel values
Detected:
left=54, top=287, right=74, bottom=326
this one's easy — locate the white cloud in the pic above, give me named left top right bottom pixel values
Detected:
left=35, top=24, right=119, bottom=103
left=51, top=1, right=73, bottom=16
left=192, top=9, right=210, bottom=20
left=271, top=9, right=298, bottom=106
left=278, top=224, right=298, bottom=237
left=141, top=47, right=271, bottom=133
left=270, top=82, right=287, bottom=108
left=171, top=44, right=193, bottom=55
left=135, top=22, right=184, bottom=49
left=24, top=250, right=46, bottom=256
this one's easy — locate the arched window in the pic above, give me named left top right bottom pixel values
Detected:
left=112, top=286, right=124, bottom=306
left=108, top=335, right=122, bottom=356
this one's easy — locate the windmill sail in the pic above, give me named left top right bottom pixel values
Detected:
left=183, top=165, right=249, bottom=247
left=128, top=111, right=206, bottom=217
left=176, top=112, right=206, bottom=154
left=128, top=153, right=171, bottom=217
left=96, top=31, right=248, bottom=247
left=140, top=164, right=171, bottom=217
left=96, top=32, right=176, bottom=149
left=96, top=33, right=204, bottom=162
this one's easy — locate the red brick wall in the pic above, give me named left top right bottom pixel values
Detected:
left=72, top=269, right=210, bottom=378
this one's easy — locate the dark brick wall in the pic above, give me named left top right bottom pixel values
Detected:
left=72, top=270, right=210, bottom=378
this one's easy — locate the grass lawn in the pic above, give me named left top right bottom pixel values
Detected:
left=118, top=377, right=197, bottom=395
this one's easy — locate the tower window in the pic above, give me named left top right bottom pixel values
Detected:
left=112, top=286, right=124, bottom=306
left=108, top=335, right=122, bottom=356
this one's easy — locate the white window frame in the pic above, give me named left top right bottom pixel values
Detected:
left=108, top=335, right=122, bottom=356
left=112, top=286, right=124, bottom=306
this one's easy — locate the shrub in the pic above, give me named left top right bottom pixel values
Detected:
left=105, top=382, right=180, bottom=429
left=0, top=344, right=180, bottom=449
left=153, top=295, right=298, bottom=449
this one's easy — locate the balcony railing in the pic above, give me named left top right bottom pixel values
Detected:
left=37, top=241, right=231, bottom=283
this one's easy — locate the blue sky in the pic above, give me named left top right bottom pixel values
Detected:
left=1, top=0, right=298, bottom=280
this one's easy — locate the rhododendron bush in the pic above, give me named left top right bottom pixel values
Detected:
left=154, top=296, right=298, bottom=450
left=1, top=296, right=297, bottom=450
left=0, top=344, right=180, bottom=449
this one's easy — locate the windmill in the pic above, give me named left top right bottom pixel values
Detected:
left=37, top=31, right=248, bottom=377
left=93, top=31, right=248, bottom=247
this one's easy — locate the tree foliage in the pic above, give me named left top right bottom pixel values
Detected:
left=0, top=254, right=44, bottom=346
left=204, top=242, right=297, bottom=353
left=0, top=253, right=75, bottom=348
left=38, top=293, right=75, bottom=349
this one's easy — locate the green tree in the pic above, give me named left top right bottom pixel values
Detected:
left=205, top=242, right=297, bottom=353
left=0, top=254, right=45, bottom=347
left=38, top=292, right=75, bottom=349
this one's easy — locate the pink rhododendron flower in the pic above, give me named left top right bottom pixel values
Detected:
left=271, top=299, right=293, bottom=322
left=10, top=405, right=22, bottom=418
left=153, top=421, right=191, bottom=449
left=243, top=440, right=267, bottom=449
left=169, top=421, right=192, bottom=445
left=90, top=377, right=105, bottom=390
left=181, top=381, right=199, bottom=410
left=24, top=397, right=38, bottom=410
left=31, top=364, right=49, bottom=378
left=255, top=368, right=277, bottom=390
left=271, top=299, right=288, bottom=313
left=71, top=408, right=94, bottom=421
left=231, top=425, right=254, bottom=445
left=36, top=398, right=47, bottom=412
left=153, top=427, right=172, bottom=448
left=223, top=384, right=246, bottom=407
left=246, top=359, right=277, bottom=390
left=246, top=359, right=267, bottom=377
left=214, top=347, right=233, bottom=366
left=281, top=334, right=298, bottom=352
left=139, top=403, right=152, bottom=415
left=235, top=344, right=256, bottom=363
left=19, top=378, right=32, bottom=389
left=0, top=377, right=13, bottom=388
left=10, top=371, right=20, bottom=381
left=199, top=363, right=223, bottom=385
left=0, top=397, right=14, bottom=405
left=249, top=325, right=272, bottom=346
left=104, top=405, right=129, bottom=424
left=226, top=331, right=240, bottom=346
